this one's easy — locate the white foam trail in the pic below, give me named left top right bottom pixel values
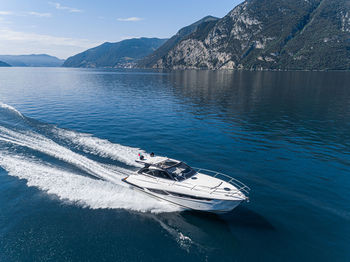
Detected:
left=0, top=103, right=180, bottom=213
left=0, top=126, right=127, bottom=184
left=0, top=101, right=145, bottom=168
left=0, top=102, right=24, bottom=118
left=0, top=153, right=179, bottom=213
left=52, top=127, right=147, bottom=167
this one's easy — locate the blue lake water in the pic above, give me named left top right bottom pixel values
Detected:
left=0, top=67, right=349, bottom=261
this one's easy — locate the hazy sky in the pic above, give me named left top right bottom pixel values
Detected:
left=0, top=0, right=242, bottom=59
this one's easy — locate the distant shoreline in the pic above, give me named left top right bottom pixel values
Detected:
left=2, top=66, right=350, bottom=72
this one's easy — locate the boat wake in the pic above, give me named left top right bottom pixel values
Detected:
left=0, top=102, right=243, bottom=253
left=51, top=127, right=149, bottom=168
left=0, top=102, right=180, bottom=213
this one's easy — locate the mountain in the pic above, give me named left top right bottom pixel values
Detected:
left=137, top=16, right=219, bottom=68
left=0, top=61, right=11, bottom=67
left=150, top=0, right=350, bottom=70
left=0, top=54, right=64, bottom=67
left=63, top=38, right=167, bottom=68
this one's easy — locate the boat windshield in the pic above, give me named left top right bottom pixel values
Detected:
left=166, top=162, right=196, bottom=181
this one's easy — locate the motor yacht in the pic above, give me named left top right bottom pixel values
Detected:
left=122, top=154, right=250, bottom=213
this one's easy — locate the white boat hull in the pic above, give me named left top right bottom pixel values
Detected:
left=131, top=185, right=242, bottom=213
left=122, top=157, right=250, bottom=213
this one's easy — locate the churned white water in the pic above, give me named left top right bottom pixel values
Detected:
left=0, top=153, right=179, bottom=213
left=0, top=102, right=180, bottom=213
left=52, top=127, right=148, bottom=167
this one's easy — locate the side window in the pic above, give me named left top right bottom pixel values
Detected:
left=145, top=170, right=154, bottom=175
left=138, top=168, right=149, bottom=174
left=152, top=170, right=171, bottom=180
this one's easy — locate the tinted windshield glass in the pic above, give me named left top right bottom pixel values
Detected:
left=167, top=162, right=196, bottom=181
left=143, top=169, right=173, bottom=180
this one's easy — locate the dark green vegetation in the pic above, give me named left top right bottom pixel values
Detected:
left=0, top=54, right=64, bottom=67
left=62, top=0, right=350, bottom=70
left=143, top=0, right=350, bottom=70
left=0, top=61, right=11, bottom=67
left=137, top=16, right=219, bottom=68
left=63, top=38, right=167, bottom=68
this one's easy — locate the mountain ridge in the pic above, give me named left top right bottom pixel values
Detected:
left=149, top=0, right=350, bottom=70
left=137, top=16, right=219, bottom=68
left=63, top=38, right=167, bottom=68
left=0, top=61, right=11, bottom=67
left=57, top=0, right=350, bottom=71
left=0, top=54, right=64, bottom=67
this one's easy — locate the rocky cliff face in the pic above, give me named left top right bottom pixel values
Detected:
left=152, top=0, right=350, bottom=70
left=137, top=16, right=218, bottom=68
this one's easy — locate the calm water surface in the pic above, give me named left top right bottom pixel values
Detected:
left=0, top=68, right=349, bottom=261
